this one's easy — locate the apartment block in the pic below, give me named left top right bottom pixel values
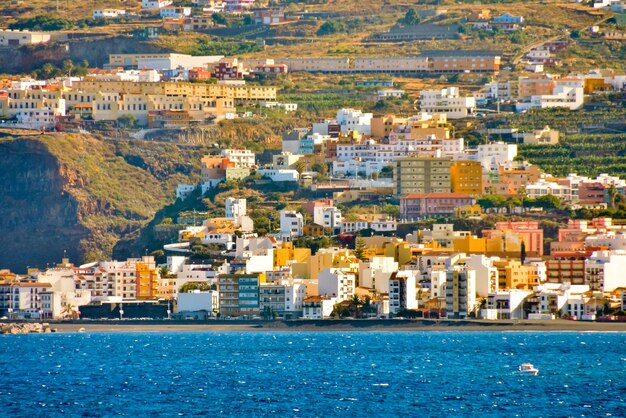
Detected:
left=395, top=156, right=451, bottom=196
left=218, top=274, right=261, bottom=317
left=450, top=160, right=483, bottom=195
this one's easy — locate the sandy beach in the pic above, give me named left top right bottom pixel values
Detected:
left=26, top=319, right=626, bottom=333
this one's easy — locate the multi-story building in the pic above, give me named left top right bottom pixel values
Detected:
left=584, top=250, right=626, bottom=292
left=400, top=193, right=474, bottom=220
left=225, top=198, right=247, bottom=219
left=395, top=156, right=451, bottom=196
left=445, top=267, right=476, bottom=319
left=313, top=206, right=342, bottom=230
left=482, top=221, right=545, bottom=257
left=450, top=160, right=482, bottom=195
left=221, top=149, right=255, bottom=168
left=302, top=296, right=336, bottom=319
left=136, top=256, right=160, bottom=300
left=0, top=282, right=52, bottom=318
left=336, top=108, right=373, bottom=135
left=419, top=87, right=476, bottom=119
left=279, top=210, right=304, bottom=238
left=318, top=268, right=356, bottom=302
left=218, top=274, right=261, bottom=317
left=388, top=273, right=418, bottom=314
left=259, top=282, right=306, bottom=319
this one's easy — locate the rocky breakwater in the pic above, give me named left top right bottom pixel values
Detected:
left=0, top=322, right=53, bottom=334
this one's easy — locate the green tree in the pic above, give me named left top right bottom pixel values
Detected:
left=317, top=20, right=346, bottom=36
left=354, top=237, right=368, bottom=261
left=62, top=59, right=74, bottom=77
left=117, top=114, right=136, bottom=128
left=400, top=8, right=420, bottom=26
left=212, top=13, right=227, bottom=25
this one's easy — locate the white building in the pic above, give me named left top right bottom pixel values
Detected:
left=176, top=184, right=195, bottom=200
left=134, top=54, right=223, bottom=71
left=257, top=169, right=299, bottom=182
left=585, top=250, right=626, bottom=292
left=526, top=178, right=573, bottom=202
left=340, top=220, right=370, bottom=234
left=221, top=149, right=255, bottom=168
left=359, top=256, right=399, bottom=294
left=160, top=7, right=192, bottom=17
left=516, top=85, right=584, bottom=112
left=280, top=210, right=304, bottom=238
left=389, top=273, right=418, bottom=314
left=302, top=296, right=336, bottom=319
left=0, top=30, right=52, bottom=46
left=177, top=290, right=218, bottom=315
left=445, top=267, right=477, bottom=319
left=472, top=142, right=517, bottom=172
left=225, top=197, right=247, bottom=219
left=15, top=107, right=63, bottom=130
left=336, top=108, right=373, bottom=135
left=142, top=0, right=173, bottom=9
left=481, top=289, right=533, bottom=320
left=93, top=9, right=127, bottom=19
left=313, top=206, right=342, bottom=229
left=370, top=218, right=397, bottom=233
left=419, top=87, right=476, bottom=119
left=259, top=282, right=306, bottom=318
left=318, top=268, right=356, bottom=302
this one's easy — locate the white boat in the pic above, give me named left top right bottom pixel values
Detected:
left=518, top=363, right=539, bottom=375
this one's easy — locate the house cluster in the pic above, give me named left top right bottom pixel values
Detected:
left=478, top=68, right=626, bottom=111
left=469, top=11, right=525, bottom=32
left=4, top=216, right=626, bottom=321
left=0, top=54, right=280, bottom=130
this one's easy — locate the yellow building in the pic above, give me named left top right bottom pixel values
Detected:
left=135, top=256, right=160, bottom=300
left=455, top=204, right=482, bottom=218
left=303, top=223, right=326, bottom=237
left=583, top=78, right=612, bottom=95
left=450, top=160, right=482, bottom=195
left=493, top=259, right=540, bottom=291
left=274, top=243, right=311, bottom=268
left=453, top=232, right=535, bottom=258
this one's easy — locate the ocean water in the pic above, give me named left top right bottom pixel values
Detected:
left=0, top=331, right=624, bottom=417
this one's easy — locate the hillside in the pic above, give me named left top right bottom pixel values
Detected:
left=0, top=133, right=210, bottom=271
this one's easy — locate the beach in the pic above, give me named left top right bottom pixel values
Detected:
left=17, top=319, right=626, bottom=333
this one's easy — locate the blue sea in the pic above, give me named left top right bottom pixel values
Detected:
left=0, top=331, right=624, bottom=417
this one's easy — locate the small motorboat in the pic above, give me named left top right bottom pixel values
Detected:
left=518, top=363, right=539, bottom=375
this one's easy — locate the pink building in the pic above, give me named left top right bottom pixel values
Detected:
left=482, top=221, right=544, bottom=256
left=400, top=193, right=474, bottom=220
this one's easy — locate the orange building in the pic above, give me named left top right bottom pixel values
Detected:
left=518, top=74, right=555, bottom=99
left=450, top=160, right=482, bottom=195
left=135, top=256, right=159, bottom=300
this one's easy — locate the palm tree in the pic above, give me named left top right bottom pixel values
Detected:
left=349, top=295, right=363, bottom=318
left=62, top=303, right=76, bottom=319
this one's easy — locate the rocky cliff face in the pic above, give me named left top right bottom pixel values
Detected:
left=0, top=138, right=90, bottom=271
left=0, top=134, right=205, bottom=272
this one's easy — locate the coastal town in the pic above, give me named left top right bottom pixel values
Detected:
left=3, top=0, right=626, bottom=326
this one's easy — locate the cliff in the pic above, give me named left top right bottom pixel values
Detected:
left=0, top=134, right=206, bottom=272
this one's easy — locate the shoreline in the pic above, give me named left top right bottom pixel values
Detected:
left=3, top=319, right=626, bottom=334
